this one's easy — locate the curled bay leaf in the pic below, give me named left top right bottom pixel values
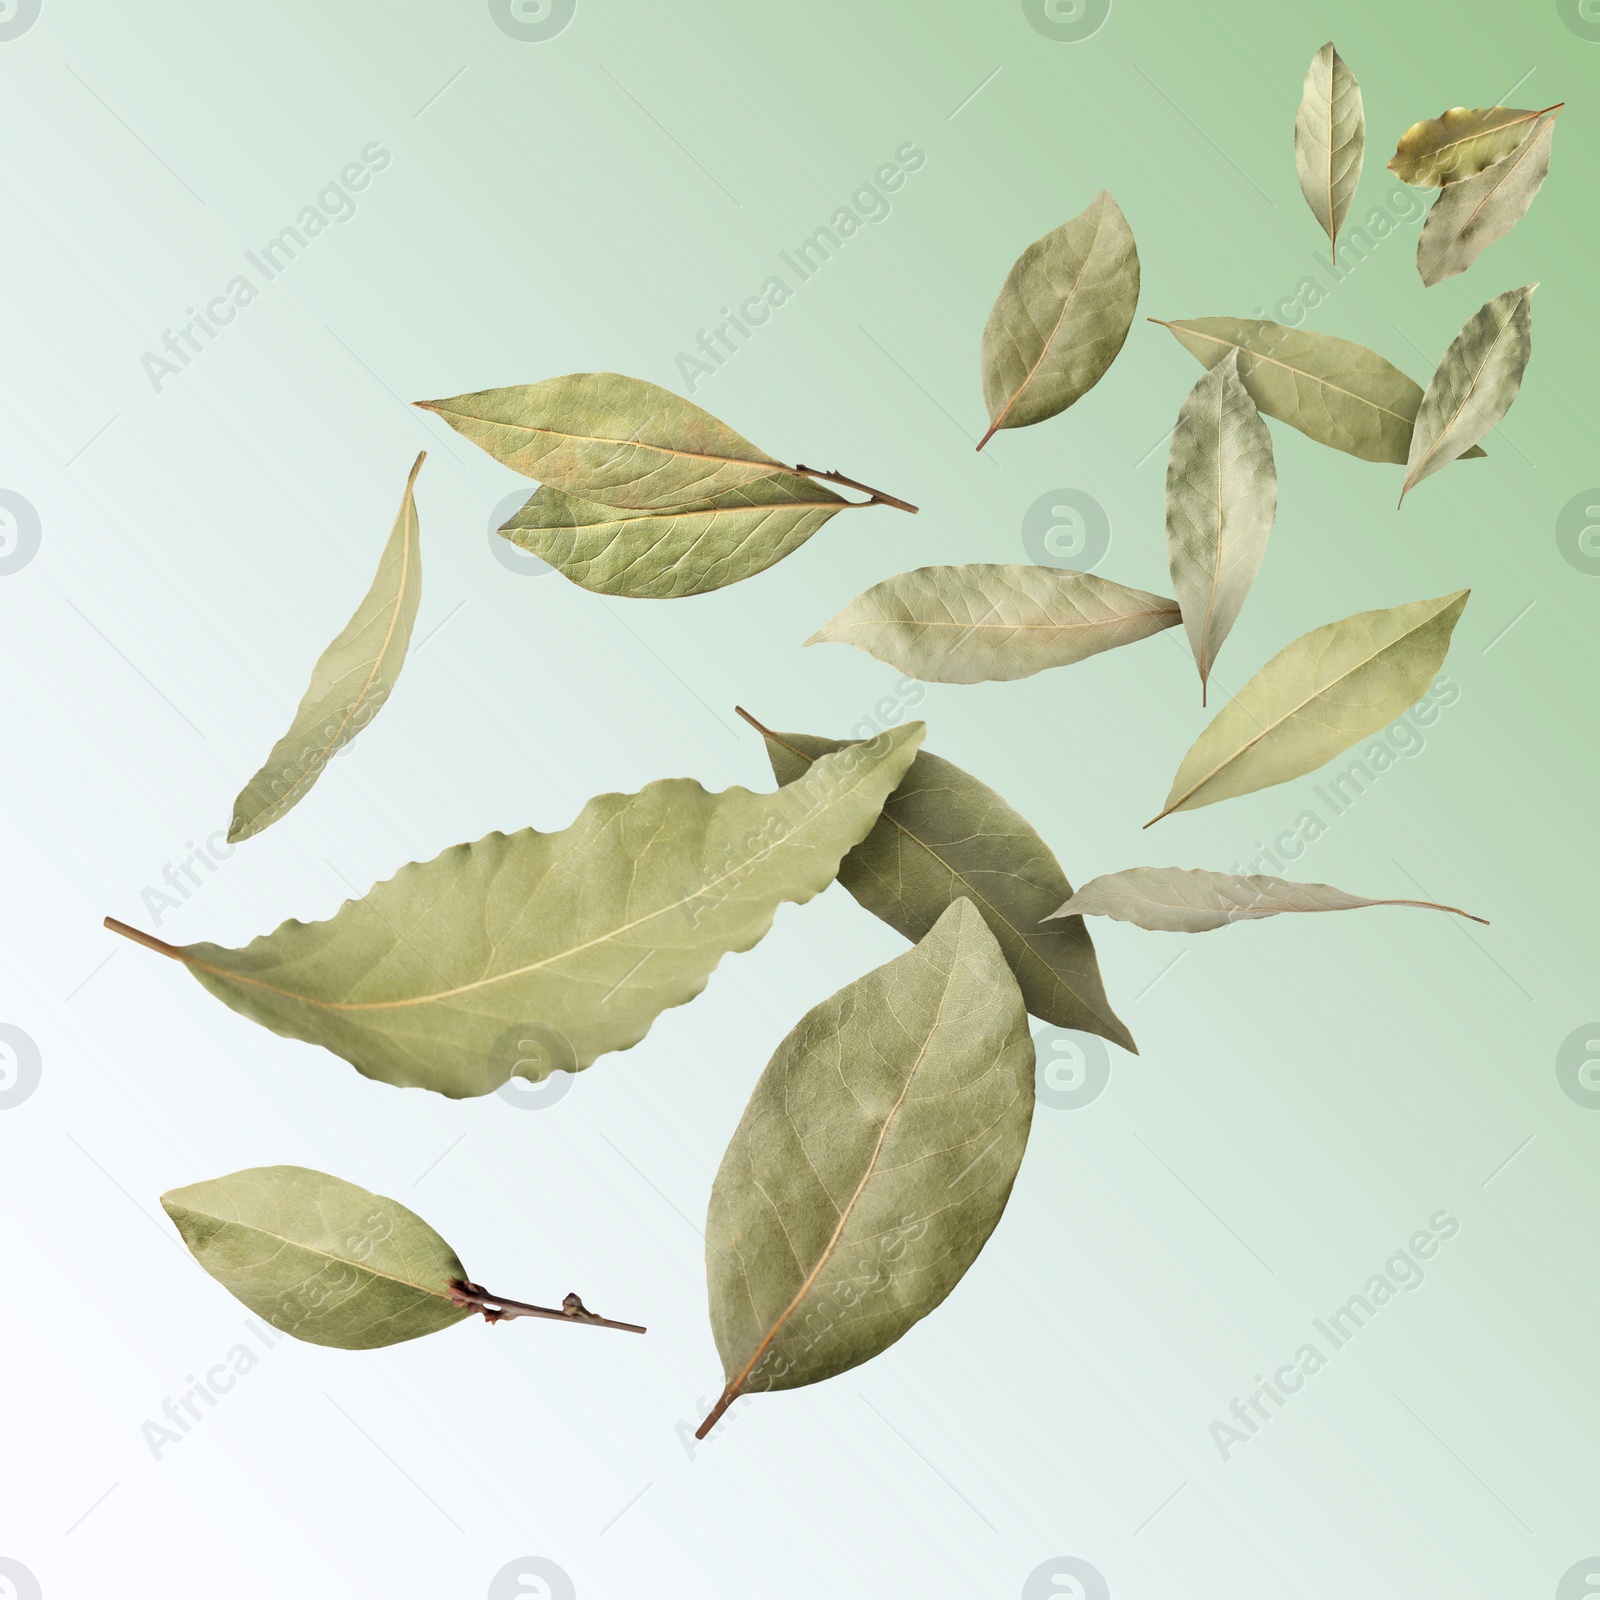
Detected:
left=697, top=899, right=1033, bottom=1438
left=1165, top=350, right=1277, bottom=703
left=741, top=710, right=1134, bottom=1051
left=1048, top=866, right=1486, bottom=933
left=807, top=564, right=1180, bottom=684
left=108, top=725, right=923, bottom=1098
left=1401, top=285, right=1535, bottom=503
left=1295, top=42, right=1365, bottom=263
left=1389, top=104, right=1560, bottom=187
left=227, top=453, right=424, bottom=843
left=1149, top=590, right=1468, bottom=824
left=978, top=190, right=1139, bottom=448
left=499, top=478, right=850, bottom=598
left=1153, top=317, right=1486, bottom=465
left=1417, top=116, right=1557, bottom=286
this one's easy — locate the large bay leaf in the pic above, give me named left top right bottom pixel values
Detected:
left=1165, top=351, right=1277, bottom=703
left=1150, top=590, right=1468, bottom=823
left=978, top=191, right=1139, bottom=448
left=1389, top=104, right=1559, bottom=187
left=1417, top=117, right=1557, bottom=286
left=743, top=711, right=1135, bottom=1051
left=1049, top=866, right=1486, bottom=933
left=108, top=726, right=923, bottom=1097
left=1295, top=42, right=1365, bottom=263
left=228, top=454, right=424, bottom=843
left=1401, top=285, right=1535, bottom=502
left=697, top=900, right=1033, bottom=1437
left=498, top=478, right=848, bottom=598
left=1154, top=317, right=1485, bottom=465
left=163, top=1165, right=471, bottom=1349
left=806, top=564, right=1179, bottom=684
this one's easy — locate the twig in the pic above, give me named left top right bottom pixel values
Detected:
left=792, top=464, right=918, bottom=514
left=448, top=1280, right=646, bottom=1335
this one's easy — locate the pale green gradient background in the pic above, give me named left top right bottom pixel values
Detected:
left=1, top=2, right=1597, bottom=1596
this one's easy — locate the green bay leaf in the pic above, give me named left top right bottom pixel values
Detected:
left=698, top=900, right=1033, bottom=1436
left=112, top=725, right=923, bottom=1097
left=228, top=453, right=424, bottom=843
left=744, top=713, right=1134, bottom=1051
left=1150, top=590, right=1468, bottom=823
left=1295, top=42, right=1365, bottom=263
left=1389, top=104, right=1558, bottom=186
left=807, top=564, right=1179, bottom=684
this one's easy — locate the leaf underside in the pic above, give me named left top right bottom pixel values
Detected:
left=1294, top=42, right=1365, bottom=260
left=1417, top=118, right=1555, bottom=287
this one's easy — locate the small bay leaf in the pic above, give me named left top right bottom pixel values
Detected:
left=1389, top=104, right=1560, bottom=187
left=1165, top=350, right=1277, bottom=703
left=698, top=900, right=1033, bottom=1437
left=163, top=1166, right=471, bottom=1349
left=1417, top=116, right=1557, bottom=286
left=806, top=564, right=1180, bottom=684
left=978, top=191, right=1139, bottom=448
left=109, top=725, right=924, bottom=1097
left=1401, top=285, right=1535, bottom=502
left=1150, top=590, right=1468, bottom=823
left=743, top=712, right=1135, bottom=1051
left=1295, top=42, right=1365, bottom=263
left=1048, top=866, right=1486, bottom=933
left=227, top=453, right=424, bottom=843
left=1154, top=317, right=1487, bottom=465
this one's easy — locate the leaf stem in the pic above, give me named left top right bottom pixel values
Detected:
left=695, top=1385, right=740, bottom=1440
left=792, top=465, right=918, bottom=514
left=448, top=1280, right=646, bottom=1334
left=103, top=916, right=185, bottom=960
left=974, top=422, right=1000, bottom=451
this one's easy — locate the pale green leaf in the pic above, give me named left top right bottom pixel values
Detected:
left=163, top=1166, right=470, bottom=1349
left=1295, top=42, right=1365, bottom=262
left=1048, top=865, right=1486, bottom=933
left=1389, top=104, right=1558, bottom=186
left=744, top=713, right=1135, bottom=1051
left=699, top=900, right=1033, bottom=1434
left=1401, top=285, right=1535, bottom=501
left=228, top=454, right=424, bottom=843
left=1417, top=117, right=1557, bottom=286
left=978, top=191, right=1139, bottom=447
left=1153, top=317, right=1486, bottom=464
left=111, top=726, right=924, bottom=1098
left=1150, top=590, right=1469, bottom=823
left=1165, top=351, right=1277, bottom=703
left=806, top=564, right=1179, bottom=684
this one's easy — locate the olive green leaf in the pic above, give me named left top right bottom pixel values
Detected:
left=1401, top=285, right=1535, bottom=503
left=108, top=725, right=923, bottom=1098
left=1417, top=116, right=1557, bottom=287
left=1153, top=318, right=1486, bottom=465
left=740, top=710, right=1135, bottom=1051
left=1295, top=42, right=1365, bottom=263
left=1165, top=351, right=1277, bottom=704
left=227, top=454, right=424, bottom=844
left=498, top=478, right=852, bottom=598
left=1048, top=865, right=1487, bottom=933
left=697, top=900, right=1033, bottom=1438
left=163, top=1166, right=471, bottom=1349
left=978, top=190, right=1139, bottom=448
left=806, top=564, right=1180, bottom=684
left=1149, top=590, right=1468, bottom=824
left=1389, top=103, right=1561, bottom=187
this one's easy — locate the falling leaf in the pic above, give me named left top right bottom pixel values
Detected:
left=227, top=454, right=424, bottom=843
left=1389, top=103, right=1560, bottom=187
left=697, top=900, right=1033, bottom=1438
left=1154, top=318, right=1486, bottom=464
left=741, top=710, right=1135, bottom=1050
left=1149, top=590, right=1468, bottom=823
left=1048, top=865, right=1486, bottom=933
left=108, top=726, right=924, bottom=1098
left=806, top=564, right=1179, bottom=684
left=978, top=191, right=1140, bottom=448
left=498, top=479, right=851, bottom=598
left=1416, top=116, right=1557, bottom=286
left=1165, top=351, right=1277, bottom=703
left=1295, top=42, right=1365, bottom=263
left=1401, top=285, right=1535, bottom=502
